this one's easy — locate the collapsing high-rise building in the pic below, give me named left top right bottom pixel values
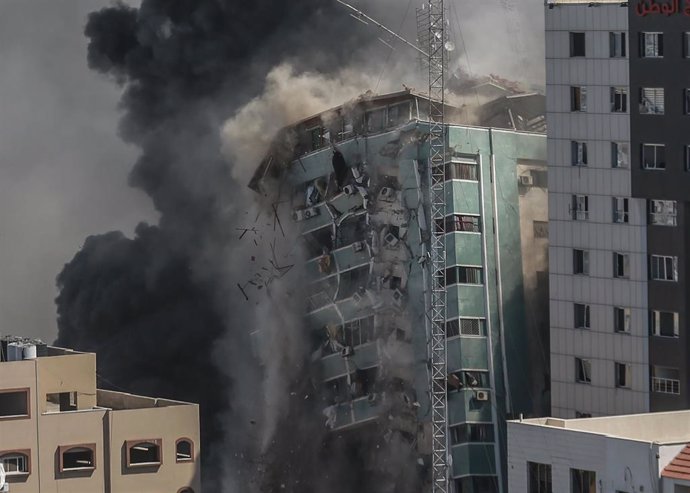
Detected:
left=249, top=88, right=548, bottom=493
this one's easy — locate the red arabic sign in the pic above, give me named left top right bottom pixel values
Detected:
left=636, top=0, right=690, bottom=16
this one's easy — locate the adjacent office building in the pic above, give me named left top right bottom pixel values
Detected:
left=0, top=336, right=200, bottom=493
left=250, top=89, right=547, bottom=491
left=547, top=0, right=690, bottom=418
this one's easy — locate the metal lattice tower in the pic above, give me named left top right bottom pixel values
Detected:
left=425, top=1, right=448, bottom=492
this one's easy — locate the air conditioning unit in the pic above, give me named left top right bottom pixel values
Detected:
left=342, top=184, right=356, bottom=196
left=341, top=346, right=354, bottom=358
left=352, top=241, right=365, bottom=252
left=379, top=187, right=396, bottom=202
left=392, top=288, right=404, bottom=307
left=367, top=393, right=378, bottom=405
left=475, top=390, right=490, bottom=401
left=383, top=232, right=399, bottom=248
left=352, top=291, right=364, bottom=304
left=293, top=206, right=320, bottom=221
left=519, top=175, right=533, bottom=186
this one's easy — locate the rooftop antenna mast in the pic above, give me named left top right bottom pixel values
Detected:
left=334, top=2, right=449, bottom=491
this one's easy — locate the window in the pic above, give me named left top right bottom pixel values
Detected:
left=533, top=221, right=548, bottom=239
left=571, top=86, right=587, bottom=111
left=571, top=141, right=588, bottom=166
left=685, top=32, right=690, bottom=57
left=46, top=392, right=77, bottom=413
left=570, top=32, right=586, bottom=56
left=59, top=445, right=95, bottom=472
left=642, top=143, right=665, bottom=169
left=651, top=310, right=679, bottom=337
left=686, top=145, right=690, bottom=171
left=614, top=307, right=631, bottom=333
left=574, top=303, right=590, bottom=329
left=612, top=197, right=629, bottom=223
left=650, top=255, right=678, bottom=281
left=573, top=249, right=589, bottom=275
left=446, top=318, right=486, bottom=337
left=639, top=87, right=664, bottom=115
left=445, top=266, right=483, bottom=285
left=571, top=195, right=589, bottom=221
left=455, top=476, right=499, bottom=493
left=611, top=142, right=629, bottom=168
left=444, top=214, right=481, bottom=233
left=176, top=439, right=194, bottom=462
left=365, top=108, right=385, bottom=133
left=609, top=32, right=626, bottom=57
left=640, top=32, right=663, bottom=57
left=450, top=423, right=494, bottom=445
left=308, top=127, right=325, bottom=151
left=445, top=160, right=479, bottom=181
left=0, top=451, right=30, bottom=476
left=528, top=462, right=552, bottom=493
left=0, top=389, right=29, bottom=419
left=572, top=468, right=596, bottom=493
left=126, top=440, right=162, bottom=467
left=648, top=200, right=677, bottom=226
left=652, top=366, right=680, bottom=394
left=615, top=362, right=631, bottom=388
left=387, top=102, right=410, bottom=127
left=575, top=358, right=592, bottom=384
left=611, top=87, right=628, bottom=112
left=613, top=252, right=630, bottom=278
left=575, top=411, right=592, bottom=418
left=343, top=316, right=375, bottom=347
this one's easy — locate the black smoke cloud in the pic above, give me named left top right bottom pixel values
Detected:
left=55, top=0, right=394, bottom=491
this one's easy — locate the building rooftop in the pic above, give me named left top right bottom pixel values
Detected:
left=663, top=445, right=690, bottom=481
left=513, top=410, right=690, bottom=444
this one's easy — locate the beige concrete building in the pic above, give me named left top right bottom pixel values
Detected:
left=0, top=337, right=200, bottom=493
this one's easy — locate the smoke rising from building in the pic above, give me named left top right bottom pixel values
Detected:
left=55, top=0, right=546, bottom=491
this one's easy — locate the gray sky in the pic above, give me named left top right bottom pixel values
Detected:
left=0, top=0, right=543, bottom=343
left=0, top=0, right=157, bottom=342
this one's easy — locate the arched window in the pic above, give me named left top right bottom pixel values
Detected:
left=177, top=489, right=194, bottom=493
left=59, top=445, right=95, bottom=472
left=125, top=440, right=161, bottom=467
left=175, top=439, right=193, bottom=463
left=0, top=451, right=30, bottom=476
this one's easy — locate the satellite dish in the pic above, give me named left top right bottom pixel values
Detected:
left=0, top=462, right=6, bottom=489
left=444, top=41, right=456, bottom=52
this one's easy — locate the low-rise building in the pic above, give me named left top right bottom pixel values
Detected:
left=508, top=410, right=690, bottom=493
left=0, top=336, right=200, bottom=493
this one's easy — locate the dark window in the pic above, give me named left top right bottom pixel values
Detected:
left=308, top=127, right=325, bottom=151
left=609, top=32, right=626, bottom=57
left=615, top=362, right=630, bottom=388
left=60, top=446, right=95, bottom=471
left=446, top=161, right=479, bottom=181
left=573, top=249, right=589, bottom=275
left=450, top=423, right=495, bottom=445
left=570, top=32, right=586, bottom=56
left=0, top=389, right=29, bottom=418
left=684, top=32, right=690, bottom=57
left=176, top=440, right=193, bottom=462
left=445, top=266, right=483, bottom=285
left=571, top=141, right=588, bottom=165
left=612, top=197, right=629, bottom=223
left=46, top=392, right=77, bottom=413
left=365, top=108, right=385, bottom=133
left=574, top=303, right=590, bottom=329
left=387, top=102, right=410, bottom=127
left=651, top=310, right=679, bottom=337
left=0, top=451, right=29, bottom=476
left=127, top=441, right=161, bottom=467
left=575, top=411, right=592, bottom=418
left=575, top=358, right=591, bottom=383
left=650, top=255, right=678, bottom=281
left=610, top=87, right=628, bottom=112
left=343, top=316, right=375, bottom=347
left=614, top=307, right=630, bottom=333
left=613, top=252, right=629, bottom=278
left=648, top=199, right=677, bottom=226
left=571, top=195, right=589, bottom=220
left=571, top=86, right=587, bottom=111
left=528, top=461, right=553, bottom=493
left=640, top=32, right=663, bottom=57
left=611, top=142, right=629, bottom=168
left=455, top=476, right=499, bottom=493
left=684, top=89, right=690, bottom=115
left=642, top=143, right=665, bottom=169
left=639, top=87, right=664, bottom=114
left=572, top=468, right=596, bottom=493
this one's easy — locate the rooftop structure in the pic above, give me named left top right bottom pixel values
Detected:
left=0, top=336, right=200, bottom=493
left=508, top=410, right=690, bottom=493
left=250, top=90, right=548, bottom=492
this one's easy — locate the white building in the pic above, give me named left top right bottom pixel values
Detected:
left=508, top=411, right=690, bottom=493
left=546, top=0, right=651, bottom=418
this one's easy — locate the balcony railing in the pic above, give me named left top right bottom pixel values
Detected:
left=652, top=377, right=680, bottom=395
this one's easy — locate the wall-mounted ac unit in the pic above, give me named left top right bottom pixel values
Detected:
left=378, top=187, right=396, bottom=202
left=352, top=241, right=366, bottom=252
left=342, top=184, right=356, bottom=196
left=392, top=288, right=404, bottom=307
left=475, top=390, right=489, bottom=401
left=352, top=291, right=364, bottom=304
left=293, top=206, right=320, bottom=221
left=341, top=346, right=354, bottom=358
left=518, top=175, right=533, bottom=186
left=383, top=233, right=399, bottom=248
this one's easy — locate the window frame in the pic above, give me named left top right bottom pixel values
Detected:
left=0, top=388, right=30, bottom=420
left=575, top=358, right=592, bottom=384
left=574, top=303, right=591, bottom=329
left=446, top=317, right=486, bottom=338
left=571, top=194, right=589, bottom=221
left=570, top=86, right=587, bottom=112
left=648, top=199, right=677, bottom=226
left=684, top=88, right=690, bottom=115
left=570, top=32, right=586, bottom=57
left=611, top=142, right=630, bottom=169
left=571, top=468, right=596, bottom=493
left=609, top=31, right=626, bottom=58
left=639, top=87, right=664, bottom=115
left=615, top=362, right=631, bottom=388
left=0, top=450, right=31, bottom=477
left=613, top=307, right=631, bottom=334
left=528, top=461, right=553, bottom=493
left=641, top=143, right=665, bottom=170
left=125, top=439, right=163, bottom=468
left=650, top=254, right=678, bottom=282
left=573, top=249, right=589, bottom=275
left=610, top=86, right=628, bottom=113
left=639, top=32, right=664, bottom=58
left=58, top=444, right=96, bottom=472
left=175, top=438, right=195, bottom=463
left=613, top=252, right=630, bottom=279
left=650, top=310, right=679, bottom=338
left=612, top=197, right=629, bottom=224
left=571, top=141, right=588, bottom=166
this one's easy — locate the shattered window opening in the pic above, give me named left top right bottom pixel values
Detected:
left=387, top=102, right=411, bottom=128
left=343, top=315, right=376, bottom=347
left=351, top=366, right=379, bottom=398
left=336, top=266, right=371, bottom=301
left=365, top=108, right=386, bottom=133
left=323, top=375, right=350, bottom=405
left=444, top=266, right=483, bottom=286
left=336, top=214, right=369, bottom=249
left=302, top=226, right=334, bottom=259
left=450, top=423, right=495, bottom=445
